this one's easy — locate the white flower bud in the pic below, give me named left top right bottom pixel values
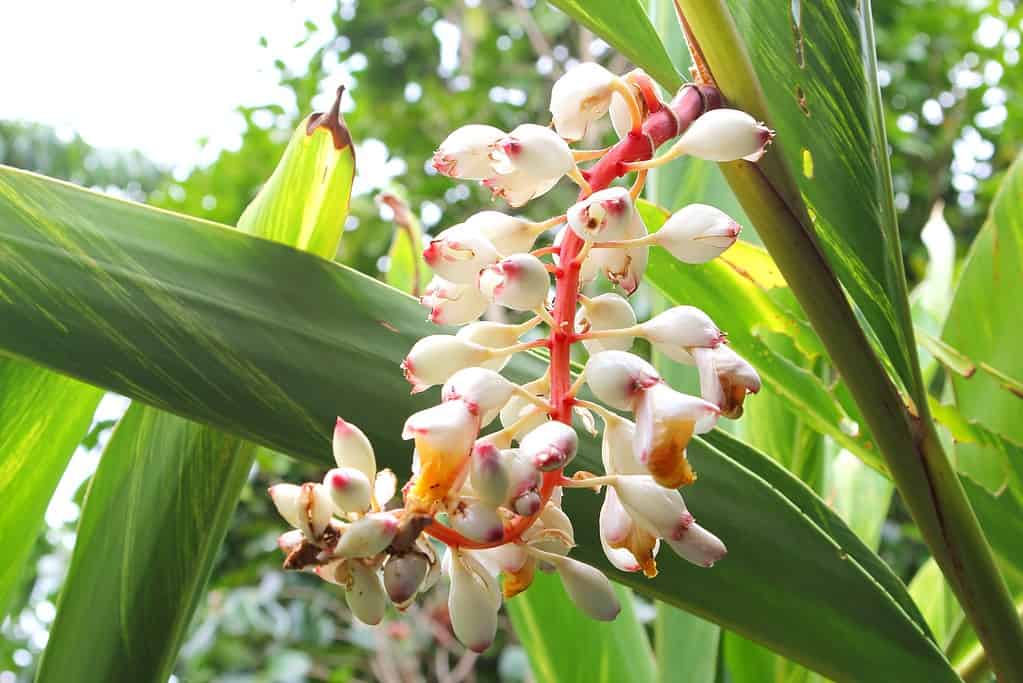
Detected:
left=450, top=498, right=506, bottom=543
left=423, top=227, right=500, bottom=285
left=567, top=187, right=635, bottom=242
left=332, top=417, right=376, bottom=484
left=693, top=345, right=761, bottom=419
left=640, top=306, right=724, bottom=364
left=665, top=521, right=728, bottom=568
left=277, top=529, right=305, bottom=554
left=653, top=204, right=741, bottom=264
left=401, top=334, right=494, bottom=393
left=550, top=62, right=618, bottom=140
left=489, top=123, right=575, bottom=181
left=383, top=551, right=430, bottom=607
left=612, top=474, right=693, bottom=542
left=403, top=401, right=480, bottom=511
left=634, top=382, right=719, bottom=488
left=549, top=555, right=621, bottom=621
left=519, top=421, right=578, bottom=471
left=421, top=275, right=489, bottom=325
left=324, top=467, right=373, bottom=515
left=677, top=108, right=774, bottom=162
left=418, top=539, right=442, bottom=593
left=458, top=320, right=528, bottom=372
left=584, top=350, right=661, bottom=411
left=334, top=512, right=400, bottom=559
left=465, top=210, right=544, bottom=255
left=601, top=415, right=644, bottom=475
left=448, top=550, right=501, bottom=652
left=478, top=253, right=550, bottom=311
left=433, top=124, right=505, bottom=179
left=470, top=441, right=511, bottom=506
left=590, top=209, right=648, bottom=295
left=374, top=468, right=398, bottom=507
left=524, top=502, right=575, bottom=556
left=576, top=293, right=637, bottom=354
left=442, top=367, right=522, bottom=423
left=268, top=483, right=303, bottom=529
left=346, top=560, right=388, bottom=625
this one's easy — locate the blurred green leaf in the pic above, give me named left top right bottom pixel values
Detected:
left=507, top=572, right=656, bottom=683
left=910, top=558, right=962, bottom=650
left=0, top=363, right=101, bottom=618
left=655, top=605, right=719, bottom=683
left=546, top=0, right=682, bottom=90
left=380, top=191, right=429, bottom=296
left=0, top=168, right=959, bottom=682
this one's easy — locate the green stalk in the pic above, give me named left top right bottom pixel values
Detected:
left=675, top=1, right=1023, bottom=680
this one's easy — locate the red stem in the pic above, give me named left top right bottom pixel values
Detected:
left=425, top=84, right=719, bottom=549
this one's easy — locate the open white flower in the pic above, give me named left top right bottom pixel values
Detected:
left=433, top=124, right=505, bottom=178
left=421, top=275, right=489, bottom=325
left=550, top=62, right=619, bottom=140
left=422, top=227, right=500, bottom=284
left=693, top=344, right=761, bottom=418
left=567, top=186, right=635, bottom=242
left=634, top=383, right=719, bottom=488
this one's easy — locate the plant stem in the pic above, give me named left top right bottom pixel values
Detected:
left=675, top=1, right=1023, bottom=678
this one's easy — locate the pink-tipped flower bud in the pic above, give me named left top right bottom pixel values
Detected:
left=450, top=498, right=506, bottom=544
left=612, top=475, right=693, bottom=542
left=504, top=449, right=542, bottom=501
left=478, top=253, right=550, bottom=311
left=383, top=551, right=430, bottom=608
left=470, top=442, right=512, bottom=507
left=346, top=559, right=388, bottom=625
left=401, top=334, right=494, bottom=393
left=584, top=350, right=661, bottom=411
left=442, top=367, right=521, bottom=423
left=634, top=382, right=720, bottom=488
left=465, top=210, right=545, bottom=255
left=640, top=306, right=724, bottom=364
left=421, top=275, right=489, bottom=326
left=422, top=227, right=500, bottom=285
left=576, top=293, right=637, bottom=354
left=693, top=345, right=761, bottom=419
left=483, top=170, right=560, bottom=208
left=550, top=62, right=618, bottom=141
left=567, top=187, right=635, bottom=241
left=548, top=555, right=621, bottom=621
left=433, top=124, right=505, bottom=179
left=519, top=421, right=578, bottom=471
left=448, top=550, right=502, bottom=652
left=324, top=467, right=373, bottom=515
left=665, top=521, right=728, bottom=568
left=512, top=489, right=543, bottom=517
left=332, top=417, right=377, bottom=483
left=653, top=204, right=741, bottom=264
left=489, top=123, right=575, bottom=182
left=458, top=321, right=530, bottom=372
left=524, top=502, right=575, bottom=557
left=334, top=512, right=400, bottom=559
left=677, top=108, right=774, bottom=162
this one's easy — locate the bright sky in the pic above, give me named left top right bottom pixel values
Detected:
left=0, top=0, right=340, bottom=170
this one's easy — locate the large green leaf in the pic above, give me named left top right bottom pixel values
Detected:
left=37, top=103, right=355, bottom=683
left=0, top=167, right=957, bottom=682
left=546, top=0, right=681, bottom=91
left=0, top=362, right=102, bottom=618
left=507, top=573, right=656, bottom=683
left=656, top=605, right=719, bottom=683
left=943, top=153, right=1023, bottom=500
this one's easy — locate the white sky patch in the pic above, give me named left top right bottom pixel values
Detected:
left=0, top=0, right=338, bottom=169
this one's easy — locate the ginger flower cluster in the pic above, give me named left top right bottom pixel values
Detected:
left=269, top=62, right=772, bottom=652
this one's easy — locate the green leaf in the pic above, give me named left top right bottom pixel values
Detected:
left=546, top=0, right=681, bottom=90
left=37, top=104, right=355, bottom=682
left=943, top=153, right=1023, bottom=484
left=38, top=406, right=254, bottom=681
left=909, top=558, right=962, bottom=649
left=655, top=605, right=719, bottom=683
left=0, top=168, right=957, bottom=682
left=507, top=572, right=656, bottom=683
left=0, top=362, right=102, bottom=618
